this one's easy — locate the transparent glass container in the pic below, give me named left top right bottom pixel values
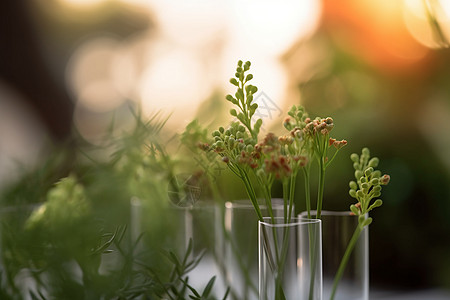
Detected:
left=301, top=211, right=369, bottom=300
left=221, top=199, right=285, bottom=300
left=259, top=217, right=322, bottom=300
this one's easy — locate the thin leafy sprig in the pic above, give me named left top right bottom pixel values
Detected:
left=329, top=148, right=390, bottom=300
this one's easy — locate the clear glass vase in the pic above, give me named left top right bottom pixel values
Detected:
left=301, top=211, right=368, bottom=300
left=221, top=199, right=285, bottom=300
left=259, top=217, right=322, bottom=300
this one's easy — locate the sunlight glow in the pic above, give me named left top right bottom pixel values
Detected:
left=403, top=0, right=450, bottom=48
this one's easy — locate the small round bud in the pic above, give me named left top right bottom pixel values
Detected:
left=349, top=181, right=358, bottom=190
left=370, top=178, right=379, bottom=186
left=359, top=215, right=366, bottom=224
left=362, top=148, right=370, bottom=156
left=245, top=74, right=253, bottom=81
left=219, top=127, right=224, bottom=133
left=350, top=204, right=359, bottom=215
left=238, top=60, right=243, bottom=67
left=212, top=130, right=220, bottom=137
left=356, top=190, right=364, bottom=198
left=350, top=153, right=359, bottom=163
left=230, top=78, right=239, bottom=86
left=362, top=217, right=373, bottom=227
left=380, top=174, right=390, bottom=185
left=230, top=109, right=237, bottom=117
left=222, top=156, right=230, bottom=163
left=364, top=167, right=373, bottom=177
left=349, top=190, right=357, bottom=198
left=246, top=145, right=254, bottom=152
left=372, top=170, right=381, bottom=178
left=226, top=94, right=234, bottom=102
left=228, top=138, right=235, bottom=147
left=361, top=182, right=369, bottom=190
left=355, top=170, right=364, bottom=180
left=368, top=157, right=379, bottom=168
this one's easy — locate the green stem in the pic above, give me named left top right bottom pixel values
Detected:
left=302, top=167, right=311, bottom=219
left=238, top=167, right=263, bottom=221
left=282, top=179, right=289, bottom=223
left=316, top=158, right=325, bottom=219
left=329, top=225, right=363, bottom=300
left=288, top=172, right=297, bottom=222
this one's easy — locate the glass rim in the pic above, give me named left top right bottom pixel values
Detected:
left=259, top=216, right=321, bottom=227
left=225, top=198, right=285, bottom=209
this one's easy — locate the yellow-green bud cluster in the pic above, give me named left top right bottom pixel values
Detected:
left=349, top=148, right=389, bottom=228
left=211, top=122, right=255, bottom=157
left=226, top=60, right=261, bottom=139
left=284, top=105, right=309, bottom=131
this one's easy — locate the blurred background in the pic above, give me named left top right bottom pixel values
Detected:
left=1, top=0, right=450, bottom=297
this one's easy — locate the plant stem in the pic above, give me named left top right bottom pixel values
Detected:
left=302, top=167, right=311, bottom=219
left=316, top=158, right=325, bottom=219
left=329, top=225, right=363, bottom=300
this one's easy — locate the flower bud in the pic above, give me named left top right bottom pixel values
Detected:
left=373, top=185, right=381, bottom=192
left=222, top=156, right=230, bottom=163
left=380, top=174, right=390, bottom=185
left=355, top=170, right=364, bottom=180
left=212, top=130, right=220, bottom=137
left=349, top=181, right=358, bottom=190
left=362, top=147, right=370, bottom=156
left=228, top=138, right=235, bottom=147
left=350, top=204, right=359, bottom=215
left=374, top=171, right=382, bottom=179
left=230, top=109, right=237, bottom=117
left=349, top=189, right=357, bottom=198
left=219, top=127, right=224, bottom=133
left=364, top=167, right=373, bottom=177
left=362, top=217, right=372, bottom=227
left=230, top=78, right=239, bottom=86
left=359, top=215, right=366, bottom=224
left=361, top=182, right=369, bottom=190
left=370, top=178, right=379, bottom=186
left=356, top=190, right=364, bottom=198
left=368, top=157, right=379, bottom=168
left=350, top=153, right=359, bottom=163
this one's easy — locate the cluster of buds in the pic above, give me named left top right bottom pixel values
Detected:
left=304, top=117, right=334, bottom=137
left=264, top=155, right=292, bottom=179
left=329, top=138, right=348, bottom=150
left=211, top=122, right=254, bottom=155
left=348, top=148, right=390, bottom=227
left=283, top=105, right=309, bottom=131
left=226, top=60, right=262, bottom=140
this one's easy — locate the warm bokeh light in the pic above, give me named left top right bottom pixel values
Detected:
left=322, top=0, right=430, bottom=71
left=403, top=0, right=450, bottom=49
left=228, top=0, right=321, bottom=56
left=66, top=37, right=125, bottom=113
left=58, top=0, right=107, bottom=8
left=138, top=49, right=211, bottom=127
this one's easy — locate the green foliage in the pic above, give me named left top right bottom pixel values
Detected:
left=349, top=147, right=390, bottom=228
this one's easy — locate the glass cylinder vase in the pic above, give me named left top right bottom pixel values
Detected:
left=259, top=217, right=322, bottom=300
left=222, top=199, right=285, bottom=300
left=301, top=211, right=368, bottom=300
